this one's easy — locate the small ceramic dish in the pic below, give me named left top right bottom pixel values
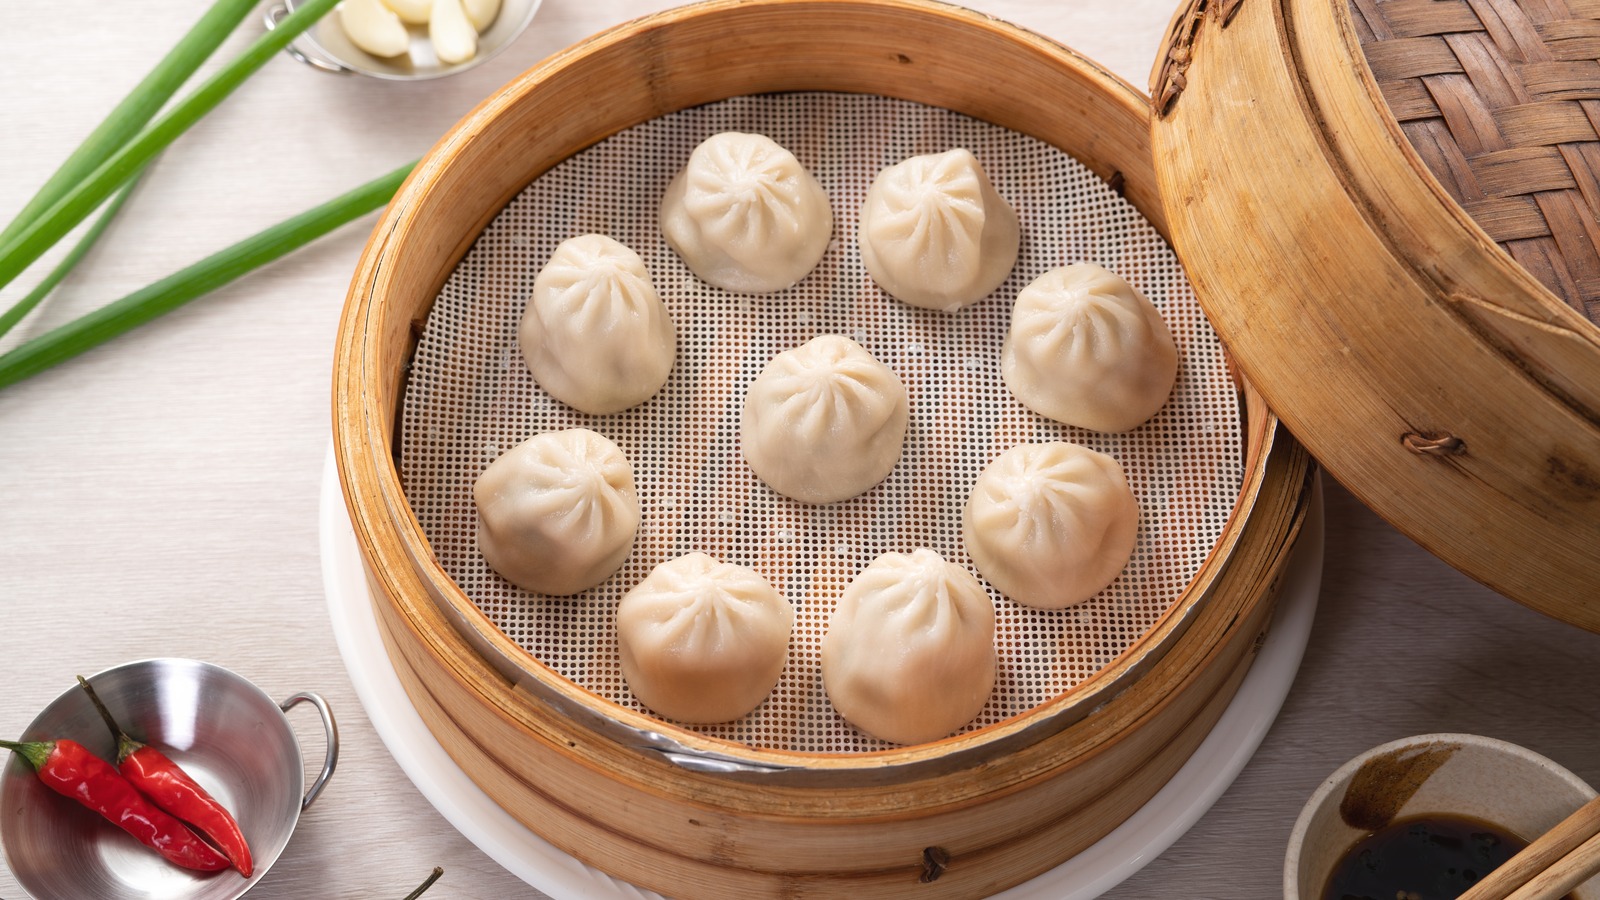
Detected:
left=0, top=658, right=337, bottom=900
left=1286, top=733, right=1598, bottom=899
left=263, top=0, right=542, bottom=80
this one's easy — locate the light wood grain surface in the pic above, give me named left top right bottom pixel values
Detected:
left=3, top=2, right=1599, bottom=898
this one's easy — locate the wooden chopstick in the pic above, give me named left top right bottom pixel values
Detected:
left=1505, top=830, right=1600, bottom=900
left=1458, top=795, right=1600, bottom=900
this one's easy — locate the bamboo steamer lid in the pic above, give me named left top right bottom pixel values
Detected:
left=1150, top=0, right=1600, bottom=629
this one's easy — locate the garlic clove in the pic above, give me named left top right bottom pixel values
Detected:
left=378, top=0, right=432, bottom=25
left=339, top=0, right=410, bottom=57
left=429, top=0, right=478, bottom=64
left=462, top=0, right=500, bottom=31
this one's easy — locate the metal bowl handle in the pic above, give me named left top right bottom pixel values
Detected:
left=279, top=691, right=339, bottom=811
left=262, top=1, right=352, bottom=74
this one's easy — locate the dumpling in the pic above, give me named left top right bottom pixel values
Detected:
left=1002, top=263, right=1178, bottom=433
left=740, top=334, right=909, bottom=504
left=963, top=442, right=1138, bottom=610
left=821, top=549, right=996, bottom=745
left=858, top=148, right=1020, bottom=311
left=519, top=234, right=676, bottom=415
left=616, top=552, right=793, bottom=724
left=659, top=132, right=833, bottom=294
left=473, top=429, right=639, bottom=596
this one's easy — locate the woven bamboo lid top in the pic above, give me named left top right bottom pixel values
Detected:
left=1352, top=0, right=1600, bottom=326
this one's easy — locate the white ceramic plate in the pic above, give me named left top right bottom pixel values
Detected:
left=319, top=447, right=1323, bottom=899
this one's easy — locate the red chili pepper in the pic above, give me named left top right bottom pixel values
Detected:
left=77, top=676, right=253, bottom=877
left=0, top=737, right=230, bottom=872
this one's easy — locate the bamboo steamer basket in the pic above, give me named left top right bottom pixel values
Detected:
left=332, top=0, right=1315, bottom=895
left=1151, top=0, right=1600, bottom=629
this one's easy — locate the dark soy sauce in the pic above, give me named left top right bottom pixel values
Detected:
left=1322, top=814, right=1576, bottom=900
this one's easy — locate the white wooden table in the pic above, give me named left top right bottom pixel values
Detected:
left=4, top=1, right=1600, bottom=897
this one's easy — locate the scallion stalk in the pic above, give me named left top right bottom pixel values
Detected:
left=0, top=0, right=258, bottom=247
left=0, top=175, right=144, bottom=342
left=0, top=162, right=415, bottom=391
left=0, top=0, right=341, bottom=294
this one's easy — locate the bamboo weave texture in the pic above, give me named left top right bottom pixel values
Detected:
left=1353, top=0, right=1600, bottom=324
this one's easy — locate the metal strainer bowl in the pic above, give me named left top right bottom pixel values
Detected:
left=0, top=658, right=337, bottom=900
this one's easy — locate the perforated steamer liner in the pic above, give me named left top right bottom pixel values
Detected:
left=399, top=92, right=1243, bottom=755
left=333, top=1, right=1314, bottom=893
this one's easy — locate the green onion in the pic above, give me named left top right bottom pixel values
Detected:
left=0, top=162, right=415, bottom=391
left=0, top=175, right=144, bottom=342
left=0, top=0, right=257, bottom=248
left=0, top=0, right=341, bottom=294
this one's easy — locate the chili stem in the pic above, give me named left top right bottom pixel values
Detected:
left=0, top=0, right=341, bottom=294
left=76, top=676, right=135, bottom=747
left=0, top=161, right=414, bottom=391
left=0, top=0, right=257, bottom=247
left=403, top=867, right=445, bottom=899
left=0, top=175, right=144, bottom=343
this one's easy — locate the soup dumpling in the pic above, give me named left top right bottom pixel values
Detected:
left=520, top=234, right=676, bottom=415
left=822, top=549, right=996, bottom=745
left=474, top=429, right=639, bottom=596
left=659, top=132, right=833, bottom=294
left=740, top=335, right=908, bottom=505
left=858, top=148, right=1019, bottom=312
left=1002, top=263, right=1178, bottom=433
left=963, top=441, right=1138, bottom=609
left=617, top=553, right=793, bottom=724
